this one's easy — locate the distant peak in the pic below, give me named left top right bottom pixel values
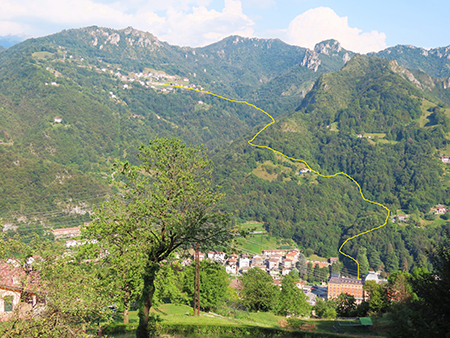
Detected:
left=314, top=39, right=342, bottom=55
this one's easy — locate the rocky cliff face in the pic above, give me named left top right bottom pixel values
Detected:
left=389, top=59, right=434, bottom=91
left=314, top=39, right=342, bottom=55
left=374, top=44, right=450, bottom=78
left=301, top=49, right=321, bottom=71
left=301, top=40, right=354, bottom=72
left=89, top=26, right=163, bottom=50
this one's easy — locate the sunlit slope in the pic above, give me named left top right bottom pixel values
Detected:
left=212, top=55, right=450, bottom=274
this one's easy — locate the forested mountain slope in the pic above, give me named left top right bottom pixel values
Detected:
left=212, top=55, right=450, bottom=274
left=0, top=27, right=354, bottom=228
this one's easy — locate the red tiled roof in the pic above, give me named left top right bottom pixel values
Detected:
left=0, top=260, right=42, bottom=292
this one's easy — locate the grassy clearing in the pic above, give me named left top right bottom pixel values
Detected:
left=439, top=143, right=450, bottom=156
left=307, top=254, right=328, bottom=262
left=252, top=161, right=279, bottom=182
left=251, top=160, right=297, bottom=182
left=329, top=122, right=339, bottom=132
left=419, top=98, right=436, bottom=127
left=235, top=235, right=279, bottom=255
left=107, top=304, right=389, bottom=337
left=235, top=220, right=296, bottom=254
left=237, top=221, right=265, bottom=233
left=32, top=51, right=54, bottom=59
left=376, top=139, right=398, bottom=145
left=363, top=133, right=386, bottom=139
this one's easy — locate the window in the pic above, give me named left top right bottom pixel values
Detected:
left=4, top=296, right=13, bottom=312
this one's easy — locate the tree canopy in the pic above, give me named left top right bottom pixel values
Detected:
left=82, top=137, right=237, bottom=338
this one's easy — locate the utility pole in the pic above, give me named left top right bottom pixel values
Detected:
left=194, top=243, right=200, bottom=316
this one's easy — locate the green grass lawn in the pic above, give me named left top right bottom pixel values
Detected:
left=418, top=99, right=436, bottom=127
left=329, top=122, right=339, bottom=132
left=376, top=139, right=398, bottom=145
left=32, top=51, right=54, bottom=59
left=307, top=254, right=328, bottom=262
left=235, top=235, right=278, bottom=255
left=237, top=221, right=265, bottom=232
left=234, top=220, right=296, bottom=255
left=111, top=304, right=286, bottom=329
left=108, top=304, right=389, bottom=337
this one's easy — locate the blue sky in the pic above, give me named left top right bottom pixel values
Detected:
left=0, top=0, right=448, bottom=53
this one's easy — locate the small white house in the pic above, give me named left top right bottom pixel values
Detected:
left=54, top=117, right=62, bottom=123
left=239, top=257, right=250, bottom=268
left=226, top=259, right=237, bottom=274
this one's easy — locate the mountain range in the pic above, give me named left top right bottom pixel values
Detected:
left=1, top=26, right=450, bottom=274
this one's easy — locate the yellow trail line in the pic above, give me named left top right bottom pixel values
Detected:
left=153, top=82, right=391, bottom=280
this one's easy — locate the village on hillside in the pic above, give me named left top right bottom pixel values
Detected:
left=0, top=224, right=388, bottom=321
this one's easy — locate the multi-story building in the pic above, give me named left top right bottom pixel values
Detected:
left=268, top=258, right=279, bottom=270
left=51, top=226, right=81, bottom=240
left=262, top=249, right=286, bottom=258
left=327, top=276, right=364, bottom=303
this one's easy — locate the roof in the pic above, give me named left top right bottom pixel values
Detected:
left=228, top=279, right=243, bottom=289
left=328, top=276, right=363, bottom=285
left=364, top=271, right=379, bottom=283
left=359, top=317, right=373, bottom=326
left=0, top=260, right=42, bottom=293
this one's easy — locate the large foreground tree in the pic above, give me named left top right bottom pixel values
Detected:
left=83, top=138, right=237, bottom=338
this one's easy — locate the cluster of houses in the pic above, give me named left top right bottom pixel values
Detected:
left=113, top=68, right=205, bottom=94
left=190, top=249, right=337, bottom=280
left=391, top=204, right=448, bottom=224
left=189, top=249, right=390, bottom=306
left=430, top=204, right=447, bottom=214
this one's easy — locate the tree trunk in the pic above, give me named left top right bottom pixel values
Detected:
left=123, top=292, right=130, bottom=324
left=136, top=264, right=158, bottom=338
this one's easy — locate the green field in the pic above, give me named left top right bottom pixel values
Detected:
left=106, top=304, right=389, bottom=337
left=329, top=122, right=339, bottom=132
left=307, top=254, right=328, bottom=262
left=234, top=221, right=295, bottom=255
left=418, top=98, right=436, bottom=127
left=32, top=51, right=54, bottom=59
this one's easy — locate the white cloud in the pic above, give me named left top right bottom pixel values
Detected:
left=0, top=0, right=254, bottom=47
left=0, top=21, right=29, bottom=37
left=286, top=7, right=386, bottom=54
left=157, top=0, right=254, bottom=46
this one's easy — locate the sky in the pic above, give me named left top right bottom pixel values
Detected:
left=0, top=0, right=448, bottom=53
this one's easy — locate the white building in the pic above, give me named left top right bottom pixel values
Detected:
left=239, top=257, right=250, bottom=268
